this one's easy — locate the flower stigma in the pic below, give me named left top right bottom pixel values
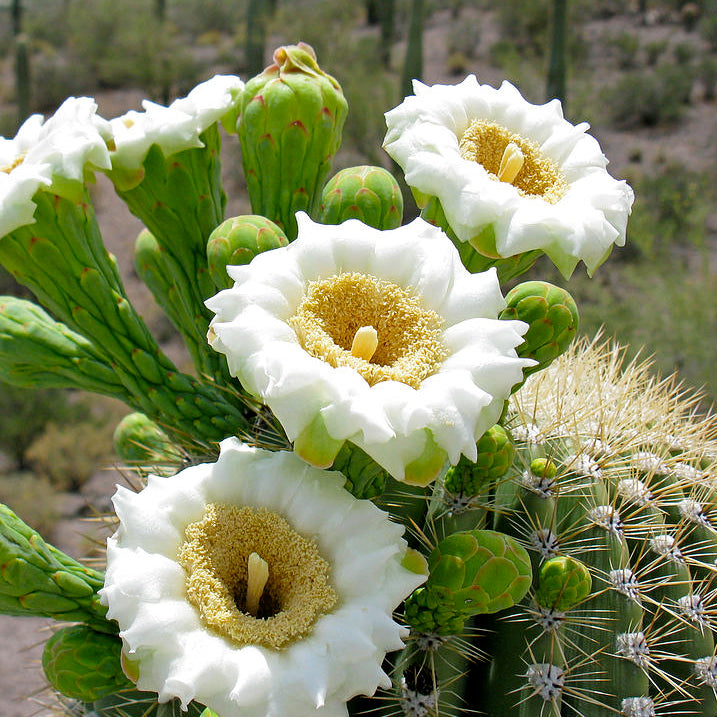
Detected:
left=351, top=325, right=379, bottom=362
left=289, top=272, right=447, bottom=389
left=179, top=503, right=337, bottom=649
left=459, top=119, right=567, bottom=202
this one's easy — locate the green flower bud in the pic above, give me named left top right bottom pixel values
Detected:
left=42, top=625, right=132, bottom=701
left=332, top=442, right=388, bottom=500
left=318, top=165, right=403, bottom=229
left=207, top=215, right=288, bottom=291
left=113, top=412, right=174, bottom=464
left=404, top=585, right=466, bottom=635
left=405, top=530, right=532, bottom=635
left=445, top=425, right=514, bottom=496
left=529, top=458, right=557, bottom=482
left=534, top=555, right=592, bottom=611
left=238, top=43, right=348, bottom=240
left=499, top=281, right=579, bottom=380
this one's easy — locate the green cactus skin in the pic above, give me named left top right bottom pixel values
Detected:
left=0, top=190, right=249, bottom=444
left=89, top=689, right=207, bottom=717
left=43, top=626, right=132, bottom=701
left=111, top=127, right=227, bottom=381
left=0, top=503, right=111, bottom=631
left=401, top=0, right=425, bottom=99
left=499, top=280, right=579, bottom=381
left=113, top=412, right=175, bottom=465
left=546, top=0, right=568, bottom=108
left=206, top=214, right=288, bottom=291
left=404, top=529, right=532, bottom=635
left=318, top=165, right=403, bottom=229
left=463, top=338, right=717, bottom=717
left=0, top=296, right=127, bottom=397
left=421, top=196, right=542, bottom=282
left=238, top=43, right=348, bottom=240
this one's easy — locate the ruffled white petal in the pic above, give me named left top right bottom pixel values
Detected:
left=100, top=439, right=425, bottom=717
left=109, top=74, right=244, bottom=170
left=207, top=213, right=533, bottom=481
left=0, top=97, right=111, bottom=236
left=384, top=76, right=634, bottom=276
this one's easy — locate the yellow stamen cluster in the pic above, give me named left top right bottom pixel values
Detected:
left=459, top=119, right=567, bottom=203
left=289, top=272, right=447, bottom=389
left=179, top=504, right=336, bottom=649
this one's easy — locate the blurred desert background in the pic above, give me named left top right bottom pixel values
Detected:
left=0, top=0, right=715, bottom=714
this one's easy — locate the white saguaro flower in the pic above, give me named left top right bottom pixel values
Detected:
left=100, top=438, right=426, bottom=717
left=108, top=74, right=244, bottom=174
left=206, top=213, right=533, bottom=485
left=0, top=96, right=111, bottom=237
left=384, top=76, right=634, bottom=277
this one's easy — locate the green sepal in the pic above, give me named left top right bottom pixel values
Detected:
left=42, top=625, right=132, bottom=701
left=403, top=430, right=448, bottom=487
left=294, top=414, right=345, bottom=469
left=318, top=165, right=403, bottom=229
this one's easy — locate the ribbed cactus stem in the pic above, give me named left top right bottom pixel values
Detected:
left=546, top=0, right=568, bottom=108
left=0, top=190, right=248, bottom=443
left=246, top=0, right=269, bottom=77
left=401, top=0, right=425, bottom=99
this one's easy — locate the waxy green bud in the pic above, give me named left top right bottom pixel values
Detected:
left=207, top=215, right=288, bottom=291
left=534, top=555, right=592, bottom=611
left=445, top=425, right=514, bottom=496
left=332, top=442, right=388, bottom=500
left=113, top=412, right=174, bottom=464
left=42, top=625, right=132, bottom=701
left=499, top=281, right=578, bottom=380
left=319, top=165, right=403, bottom=229
left=238, top=43, right=348, bottom=240
left=405, top=530, right=532, bottom=635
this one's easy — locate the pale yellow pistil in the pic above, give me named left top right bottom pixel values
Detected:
left=350, top=325, right=379, bottom=362
left=1, top=153, right=26, bottom=174
left=497, top=142, right=524, bottom=185
left=459, top=119, right=568, bottom=204
left=246, top=552, right=269, bottom=617
left=289, top=272, right=447, bottom=389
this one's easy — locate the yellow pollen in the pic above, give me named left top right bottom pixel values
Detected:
left=1, top=153, right=26, bottom=174
left=179, top=504, right=336, bottom=649
left=289, top=272, right=447, bottom=389
left=350, top=325, right=379, bottom=361
left=122, top=118, right=135, bottom=129
left=497, top=142, right=524, bottom=185
left=459, top=119, right=567, bottom=203
left=246, top=552, right=269, bottom=617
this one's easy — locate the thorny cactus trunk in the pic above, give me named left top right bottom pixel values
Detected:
left=546, top=0, right=568, bottom=108
left=401, top=0, right=424, bottom=99
left=398, top=337, right=717, bottom=717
